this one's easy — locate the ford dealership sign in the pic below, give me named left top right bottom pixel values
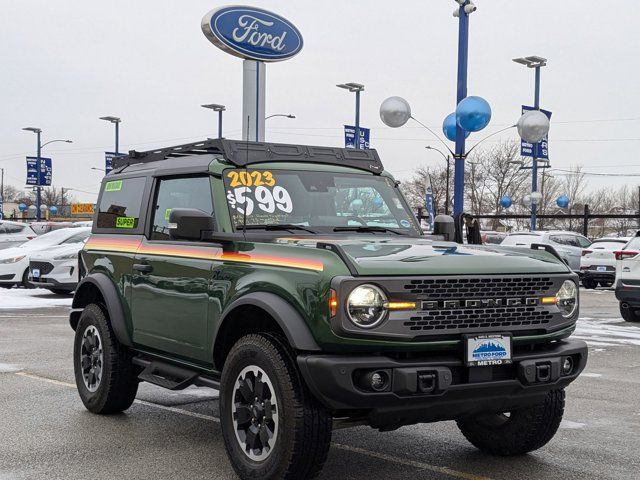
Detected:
left=201, top=6, right=303, bottom=62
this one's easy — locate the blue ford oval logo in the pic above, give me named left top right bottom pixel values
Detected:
left=202, top=6, right=303, bottom=62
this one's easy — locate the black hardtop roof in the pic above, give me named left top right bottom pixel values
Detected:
left=112, top=139, right=384, bottom=175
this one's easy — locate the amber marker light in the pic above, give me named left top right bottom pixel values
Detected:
left=329, top=289, right=339, bottom=317
left=541, top=297, right=558, bottom=305
left=387, top=301, right=417, bottom=310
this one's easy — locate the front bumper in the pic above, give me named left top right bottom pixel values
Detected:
left=29, top=259, right=78, bottom=292
left=298, top=339, right=587, bottom=429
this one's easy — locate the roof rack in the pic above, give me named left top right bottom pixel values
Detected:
left=113, top=139, right=384, bottom=174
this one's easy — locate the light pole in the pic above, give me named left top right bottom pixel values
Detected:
left=22, top=128, right=72, bottom=221
left=99, top=116, right=121, bottom=154
left=91, top=167, right=106, bottom=173
left=201, top=104, right=226, bottom=138
left=451, top=0, right=477, bottom=216
left=265, top=114, right=296, bottom=121
left=337, top=83, right=364, bottom=149
left=0, top=167, right=4, bottom=220
left=425, top=146, right=451, bottom=215
left=513, top=55, right=547, bottom=230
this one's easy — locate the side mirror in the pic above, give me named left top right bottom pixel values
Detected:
left=168, top=208, right=215, bottom=241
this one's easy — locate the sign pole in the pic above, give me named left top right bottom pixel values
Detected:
left=36, top=130, right=42, bottom=222
left=453, top=1, right=470, bottom=217
left=355, top=89, right=361, bottom=150
left=242, top=60, right=266, bottom=142
left=115, top=121, right=120, bottom=155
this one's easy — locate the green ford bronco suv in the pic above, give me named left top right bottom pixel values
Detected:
left=70, top=139, right=587, bottom=479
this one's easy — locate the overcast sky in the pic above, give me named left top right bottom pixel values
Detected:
left=1, top=0, right=639, bottom=203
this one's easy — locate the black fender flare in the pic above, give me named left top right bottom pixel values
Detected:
left=70, top=273, right=132, bottom=347
left=217, top=292, right=320, bottom=352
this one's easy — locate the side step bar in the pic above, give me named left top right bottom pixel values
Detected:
left=133, top=357, right=220, bottom=391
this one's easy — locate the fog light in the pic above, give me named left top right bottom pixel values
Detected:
left=562, top=356, right=574, bottom=375
left=363, top=370, right=389, bottom=392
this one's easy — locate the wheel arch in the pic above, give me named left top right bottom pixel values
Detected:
left=70, top=273, right=132, bottom=347
left=213, top=292, right=320, bottom=371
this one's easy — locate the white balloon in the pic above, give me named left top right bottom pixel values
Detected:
left=379, top=96, right=411, bottom=128
left=522, top=194, right=532, bottom=207
left=517, top=110, right=550, bottom=144
left=530, top=192, right=543, bottom=204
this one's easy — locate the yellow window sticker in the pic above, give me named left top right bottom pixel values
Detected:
left=105, top=180, right=123, bottom=192
left=115, top=216, right=136, bottom=229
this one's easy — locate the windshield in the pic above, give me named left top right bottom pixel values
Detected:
left=590, top=240, right=627, bottom=250
left=501, top=234, right=542, bottom=246
left=223, top=168, right=420, bottom=235
left=20, top=228, right=86, bottom=248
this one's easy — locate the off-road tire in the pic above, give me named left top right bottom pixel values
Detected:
left=456, top=389, right=565, bottom=456
left=220, top=333, right=332, bottom=480
left=581, top=278, right=597, bottom=289
left=73, top=303, right=139, bottom=414
left=620, top=302, right=640, bottom=323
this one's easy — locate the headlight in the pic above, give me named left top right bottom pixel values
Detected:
left=346, top=284, right=388, bottom=328
left=0, top=255, right=26, bottom=264
left=54, top=252, right=78, bottom=260
left=557, top=280, right=578, bottom=318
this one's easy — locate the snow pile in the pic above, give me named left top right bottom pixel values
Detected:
left=0, top=288, right=72, bottom=310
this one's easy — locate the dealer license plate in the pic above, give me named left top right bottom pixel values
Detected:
left=596, top=266, right=607, bottom=272
left=465, top=334, right=512, bottom=367
left=32, top=269, right=40, bottom=279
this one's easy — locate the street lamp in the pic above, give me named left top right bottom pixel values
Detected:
left=99, top=116, right=121, bottom=154
left=201, top=104, right=226, bottom=138
left=425, top=146, right=451, bottom=215
left=337, top=82, right=364, bottom=149
left=513, top=55, right=548, bottom=231
left=22, top=127, right=72, bottom=221
left=265, top=114, right=296, bottom=120
left=91, top=167, right=106, bottom=172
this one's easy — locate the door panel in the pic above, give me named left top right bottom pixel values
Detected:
left=131, top=242, right=219, bottom=362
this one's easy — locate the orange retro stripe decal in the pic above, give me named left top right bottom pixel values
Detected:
left=84, top=236, right=324, bottom=272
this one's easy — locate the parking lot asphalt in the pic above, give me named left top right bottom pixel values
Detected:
left=1, top=288, right=639, bottom=480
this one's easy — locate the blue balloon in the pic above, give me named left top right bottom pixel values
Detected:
left=557, top=195, right=570, bottom=209
left=49, top=206, right=58, bottom=214
left=442, top=113, right=470, bottom=142
left=18, top=203, right=27, bottom=212
left=500, top=195, right=513, bottom=209
left=456, top=96, right=492, bottom=132
left=373, top=197, right=384, bottom=209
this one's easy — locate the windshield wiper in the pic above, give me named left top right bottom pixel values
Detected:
left=236, top=224, right=318, bottom=234
left=332, top=226, right=409, bottom=235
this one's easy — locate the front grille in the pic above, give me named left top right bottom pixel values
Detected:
left=30, top=261, right=54, bottom=275
left=403, top=277, right=555, bottom=298
left=404, top=306, right=553, bottom=332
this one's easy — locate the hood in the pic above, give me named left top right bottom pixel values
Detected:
left=29, top=243, right=83, bottom=261
left=273, top=236, right=569, bottom=276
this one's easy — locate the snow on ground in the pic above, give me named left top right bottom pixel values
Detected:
left=0, top=288, right=72, bottom=310
left=575, top=317, right=640, bottom=347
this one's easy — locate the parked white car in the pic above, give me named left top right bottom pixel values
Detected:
left=580, top=237, right=631, bottom=289
left=28, top=238, right=88, bottom=294
left=0, top=220, right=37, bottom=250
left=500, top=230, right=592, bottom=273
left=614, top=233, right=640, bottom=322
left=0, top=227, right=90, bottom=288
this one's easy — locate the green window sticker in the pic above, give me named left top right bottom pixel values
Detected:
left=164, top=208, right=173, bottom=221
left=105, top=180, right=123, bottom=192
left=115, top=216, right=136, bottom=229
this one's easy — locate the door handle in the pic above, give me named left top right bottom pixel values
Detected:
left=133, top=263, right=153, bottom=274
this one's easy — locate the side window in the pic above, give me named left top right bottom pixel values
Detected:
left=564, top=235, right=581, bottom=248
left=576, top=236, right=592, bottom=248
left=151, top=176, right=214, bottom=241
left=96, top=177, right=146, bottom=232
left=549, top=235, right=563, bottom=245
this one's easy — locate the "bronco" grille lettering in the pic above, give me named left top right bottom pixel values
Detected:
left=421, top=298, right=539, bottom=310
